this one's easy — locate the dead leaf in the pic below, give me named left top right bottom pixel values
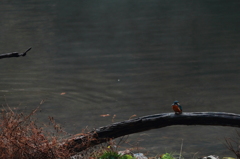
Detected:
left=100, top=114, right=110, bottom=117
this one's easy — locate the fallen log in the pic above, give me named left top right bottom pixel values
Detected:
left=66, top=112, right=240, bottom=153
left=0, top=47, right=31, bottom=59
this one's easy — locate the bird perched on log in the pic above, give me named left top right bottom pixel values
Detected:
left=172, top=101, right=182, bottom=114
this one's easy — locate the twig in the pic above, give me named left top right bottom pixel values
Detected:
left=192, top=152, right=198, bottom=159
left=179, top=139, right=183, bottom=159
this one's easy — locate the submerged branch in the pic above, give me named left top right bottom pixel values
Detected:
left=0, top=47, right=31, bottom=59
left=66, top=112, right=240, bottom=153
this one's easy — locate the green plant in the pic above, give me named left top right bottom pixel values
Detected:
left=161, top=153, right=175, bottom=159
left=98, top=151, right=121, bottom=159
left=120, top=154, right=136, bottom=159
left=98, top=149, right=136, bottom=159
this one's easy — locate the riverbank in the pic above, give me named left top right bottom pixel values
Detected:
left=0, top=106, right=237, bottom=159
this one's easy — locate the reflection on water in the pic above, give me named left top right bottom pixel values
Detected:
left=1, top=0, right=240, bottom=157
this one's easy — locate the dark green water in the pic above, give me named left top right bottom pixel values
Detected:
left=1, top=0, right=240, bottom=157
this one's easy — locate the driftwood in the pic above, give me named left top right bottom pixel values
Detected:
left=0, top=47, right=31, bottom=59
left=66, top=112, right=240, bottom=153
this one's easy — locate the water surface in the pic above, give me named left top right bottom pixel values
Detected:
left=1, top=0, right=240, bottom=157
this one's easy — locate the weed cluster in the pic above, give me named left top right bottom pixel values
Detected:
left=0, top=106, right=71, bottom=158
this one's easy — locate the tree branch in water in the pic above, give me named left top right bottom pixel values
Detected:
left=65, top=112, right=240, bottom=153
left=0, top=47, right=31, bottom=59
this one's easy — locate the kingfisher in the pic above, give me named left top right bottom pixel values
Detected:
left=172, top=101, right=182, bottom=114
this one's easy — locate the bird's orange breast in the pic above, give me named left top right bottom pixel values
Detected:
left=172, top=105, right=181, bottom=112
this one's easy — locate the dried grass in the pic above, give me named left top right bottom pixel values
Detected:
left=0, top=106, right=72, bottom=159
left=224, top=130, right=240, bottom=159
